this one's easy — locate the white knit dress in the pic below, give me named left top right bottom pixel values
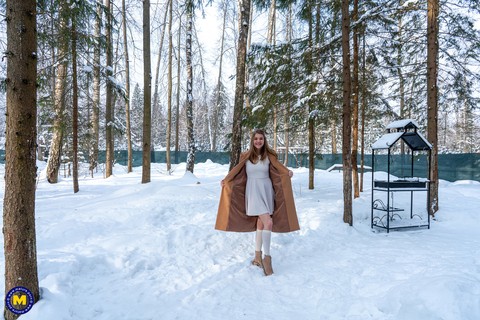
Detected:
left=245, top=157, right=275, bottom=216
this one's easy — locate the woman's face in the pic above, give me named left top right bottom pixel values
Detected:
left=253, top=133, right=265, bottom=150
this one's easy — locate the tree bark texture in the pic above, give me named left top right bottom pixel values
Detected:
left=397, top=6, right=406, bottom=155
left=427, top=0, right=439, bottom=215
left=267, top=0, right=277, bottom=150
left=142, top=0, right=152, bottom=182
left=4, top=1, right=40, bottom=318
left=351, top=0, right=359, bottom=198
left=105, top=0, right=114, bottom=178
left=46, top=1, right=68, bottom=184
left=308, top=115, right=315, bottom=190
left=90, top=1, right=102, bottom=177
left=307, top=5, right=314, bottom=190
left=166, top=0, right=173, bottom=172
left=341, top=0, right=353, bottom=226
left=185, top=0, right=196, bottom=173
left=229, top=0, right=251, bottom=171
left=360, top=31, right=366, bottom=193
left=212, top=2, right=228, bottom=152
left=283, top=4, right=293, bottom=166
left=72, top=18, right=79, bottom=193
left=244, top=2, right=254, bottom=113
left=122, top=0, right=133, bottom=173
left=152, top=0, right=170, bottom=163
left=331, top=119, right=337, bottom=154
left=175, top=10, right=182, bottom=158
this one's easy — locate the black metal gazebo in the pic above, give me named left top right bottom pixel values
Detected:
left=371, top=119, right=432, bottom=232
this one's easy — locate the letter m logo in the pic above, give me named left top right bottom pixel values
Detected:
left=12, top=294, right=27, bottom=306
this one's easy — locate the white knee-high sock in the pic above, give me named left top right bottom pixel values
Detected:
left=262, top=230, right=272, bottom=256
left=255, top=229, right=263, bottom=251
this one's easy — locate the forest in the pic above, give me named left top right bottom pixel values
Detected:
left=1, top=1, right=480, bottom=318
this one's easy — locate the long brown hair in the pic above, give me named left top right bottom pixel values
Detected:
left=247, top=129, right=277, bottom=163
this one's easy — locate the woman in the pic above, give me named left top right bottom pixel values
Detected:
left=215, top=129, right=299, bottom=276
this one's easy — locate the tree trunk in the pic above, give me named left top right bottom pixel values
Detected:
left=105, top=0, right=114, bottom=178
left=341, top=0, right=353, bottom=226
left=331, top=119, right=337, bottom=154
left=360, top=31, right=366, bottom=193
left=330, top=5, right=340, bottom=156
left=229, top=0, right=251, bottom=171
left=351, top=0, right=359, bottom=198
left=193, top=22, right=210, bottom=146
left=267, top=0, right=277, bottom=150
left=427, top=0, right=439, bottom=216
left=4, top=1, right=40, bottom=318
left=122, top=0, right=133, bottom=173
left=90, top=1, right=102, bottom=177
left=166, top=0, right=173, bottom=172
left=46, top=1, right=68, bottom=183
left=284, top=104, right=290, bottom=166
left=142, top=0, right=152, bottom=183
left=175, top=8, right=182, bottom=161
left=185, top=0, right=196, bottom=173
left=152, top=0, right=170, bottom=157
left=212, top=1, right=228, bottom=152
left=266, top=0, right=276, bottom=43
left=398, top=5, right=406, bottom=155
left=244, top=1, right=254, bottom=112
left=72, top=17, right=79, bottom=193
left=308, top=114, right=315, bottom=190
left=307, top=4, right=314, bottom=190
left=283, top=4, right=293, bottom=166
left=111, top=29, right=121, bottom=123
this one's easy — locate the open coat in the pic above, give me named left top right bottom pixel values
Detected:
left=215, top=152, right=300, bottom=233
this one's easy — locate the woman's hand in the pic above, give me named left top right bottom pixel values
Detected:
left=288, top=170, right=293, bottom=178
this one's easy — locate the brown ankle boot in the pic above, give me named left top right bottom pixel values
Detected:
left=262, top=255, right=273, bottom=276
left=252, top=251, right=263, bottom=268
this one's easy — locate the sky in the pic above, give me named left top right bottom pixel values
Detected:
left=1, top=159, right=479, bottom=319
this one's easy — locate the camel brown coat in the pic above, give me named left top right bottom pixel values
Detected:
left=215, top=152, right=300, bottom=233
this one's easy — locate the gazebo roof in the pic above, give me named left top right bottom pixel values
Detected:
left=372, top=119, right=432, bottom=151
left=386, top=119, right=420, bottom=130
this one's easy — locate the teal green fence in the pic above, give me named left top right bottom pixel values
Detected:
left=0, top=150, right=478, bottom=182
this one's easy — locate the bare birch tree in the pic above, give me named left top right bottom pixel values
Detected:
left=283, top=3, right=293, bottom=166
left=105, top=0, right=114, bottom=178
left=229, top=0, right=251, bottom=170
left=72, top=14, right=79, bottom=193
left=166, top=0, right=173, bottom=172
left=142, top=0, right=152, bottom=183
left=185, top=0, right=196, bottom=173
left=122, top=0, right=133, bottom=172
left=267, top=0, right=277, bottom=150
left=152, top=0, right=170, bottom=162
left=46, top=1, right=68, bottom=183
left=211, top=0, right=229, bottom=152
left=175, top=9, right=182, bottom=162
left=90, top=1, right=102, bottom=177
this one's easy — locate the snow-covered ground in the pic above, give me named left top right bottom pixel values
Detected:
left=1, top=160, right=479, bottom=320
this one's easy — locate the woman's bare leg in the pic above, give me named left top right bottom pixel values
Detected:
left=258, top=213, right=272, bottom=231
